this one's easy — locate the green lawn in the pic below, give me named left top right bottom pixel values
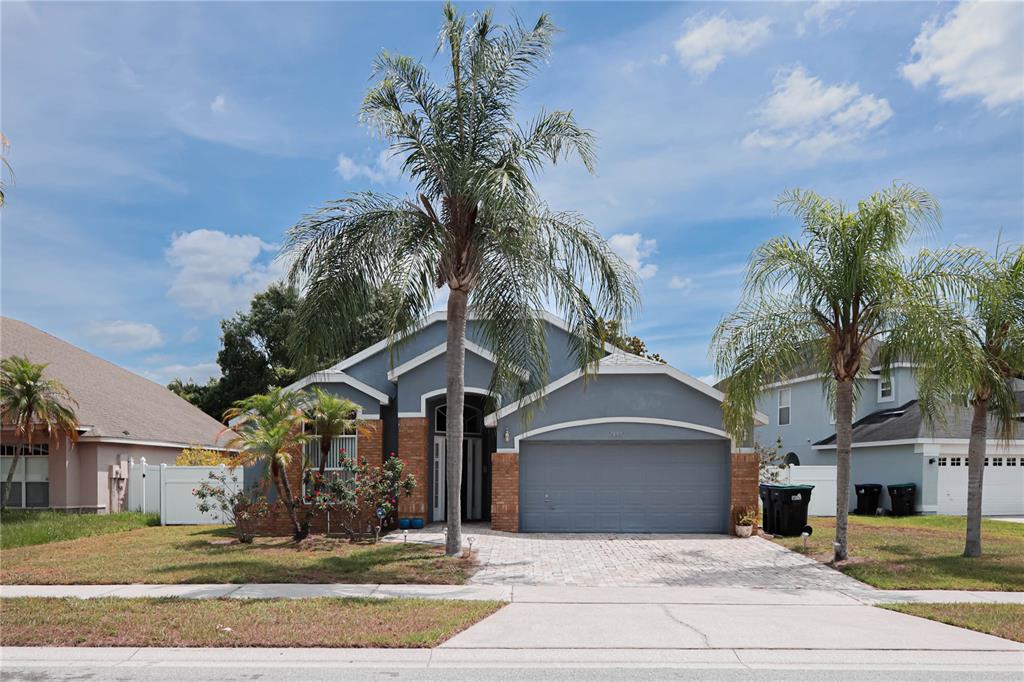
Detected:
left=881, top=603, right=1024, bottom=643
left=1, top=525, right=476, bottom=585
left=0, top=510, right=159, bottom=549
left=772, top=515, right=1024, bottom=590
left=0, top=597, right=503, bottom=648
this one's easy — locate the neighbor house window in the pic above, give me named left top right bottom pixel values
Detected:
left=878, top=376, right=894, bottom=403
left=777, top=389, right=791, bottom=426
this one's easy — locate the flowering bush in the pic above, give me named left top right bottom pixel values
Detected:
left=193, top=471, right=270, bottom=543
left=757, top=437, right=789, bottom=484
left=177, top=446, right=229, bottom=466
left=302, top=453, right=416, bottom=542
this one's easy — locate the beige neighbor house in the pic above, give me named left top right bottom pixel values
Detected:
left=1, top=317, right=227, bottom=512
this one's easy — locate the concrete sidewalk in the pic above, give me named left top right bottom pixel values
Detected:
left=3, top=583, right=1023, bottom=605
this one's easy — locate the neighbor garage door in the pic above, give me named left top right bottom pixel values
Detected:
left=519, top=442, right=729, bottom=533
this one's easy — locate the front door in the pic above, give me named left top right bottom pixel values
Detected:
left=432, top=435, right=484, bottom=522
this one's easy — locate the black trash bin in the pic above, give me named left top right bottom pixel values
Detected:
left=759, top=483, right=775, bottom=534
left=887, top=483, right=917, bottom=516
left=761, top=484, right=814, bottom=537
left=854, top=483, right=883, bottom=515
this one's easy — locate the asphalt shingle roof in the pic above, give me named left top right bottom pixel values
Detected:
left=1, top=317, right=226, bottom=447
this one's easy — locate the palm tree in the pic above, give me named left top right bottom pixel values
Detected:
left=301, top=387, right=363, bottom=534
left=285, top=4, right=639, bottom=555
left=222, top=388, right=311, bottom=539
left=712, top=183, right=951, bottom=562
left=888, top=245, right=1023, bottom=557
left=0, top=133, right=13, bottom=207
left=1, top=356, right=79, bottom=509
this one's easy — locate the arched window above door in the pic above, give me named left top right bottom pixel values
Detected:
left=434, top=404, right=483, bottom=434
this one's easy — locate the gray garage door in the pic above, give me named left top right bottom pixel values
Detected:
left=519, top=442, right=729, bottom=533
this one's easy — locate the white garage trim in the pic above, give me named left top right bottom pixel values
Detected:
left=500, top=417, right=729, bottom=452
left=398, top=387, right=501, bottom=418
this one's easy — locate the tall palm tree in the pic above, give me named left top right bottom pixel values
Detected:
left=0, top=133, right=13, bottom=207
left=887, top=245, right=1023, bottom=557
left=222, top=388, right=310, bottom=539
left=711, top=183, right=953, bottom=562
left=1, top=356, right=79, bottom=509
left=301, top=387, right=363, bottom=534
left=285, top=4, right=639, bottom=555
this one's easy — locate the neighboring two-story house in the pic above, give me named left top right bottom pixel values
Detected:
left=752, top=357, right=1024, bottom=517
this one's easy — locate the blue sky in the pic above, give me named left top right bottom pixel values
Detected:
left=2, top=1, right=1022, bottom=385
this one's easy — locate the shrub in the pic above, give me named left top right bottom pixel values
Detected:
left=176, top=446, right=228, bottom=466
left=757, top=438, right=788, bottom=483
left=304, top=454, right=416, bottom=542
left=193, top=471, right=270, bottom=543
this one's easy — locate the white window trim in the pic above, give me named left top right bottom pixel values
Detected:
left=497, top=417, right=729, bottom=452
left=777, top=388, right=792, bottom=426
left=877, top=375, right=895, bottom=403
left=399, top=387, right=499, bottom=419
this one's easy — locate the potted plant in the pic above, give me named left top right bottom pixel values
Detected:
left=735, top=508, right=757, bottom=538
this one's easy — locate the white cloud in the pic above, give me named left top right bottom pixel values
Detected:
left=697, top=373, right=719, bottom=387
left=742, top=66, right=893, bottom=156
left=166, top=229, right=283, bottom=317
left=902, top=2, right=1023, bottom=109
left=83, top=320, right=163, bottom=351
left=668, top=275, right=693, bottom=291
left=140, top=361, right=221, bottom=385
left=210, top=94, right=226, bottom=113
left=182, top=326, right=201, bottom=343
left=608, top=233, right=658, bottom=279
left=335, top=149, right=403, bottom=184
left=797, top=1, right=848, bottom=36
left=673, top=13, right=772, bottom=79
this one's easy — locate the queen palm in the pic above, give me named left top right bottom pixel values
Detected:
left=712, top=183, right=954, bottom=562
left=222, top=388, right=311, bottom=539
left=285, top=4, right=638, bottom=555
left=1, top=356, right=79, bottom=509
left=889, top=245, right=1023, bottom=557
left=301, top=387, right=363, bottom=534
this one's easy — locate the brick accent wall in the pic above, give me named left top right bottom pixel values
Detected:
left=358, top=420, right=383, bottom=469
left=490, top=452, right=519, bottom=532
left=730, top=451, right=759, bottom=535
left=398, top=417, right=429, bottom=520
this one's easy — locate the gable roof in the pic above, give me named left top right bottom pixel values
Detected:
left=813, top=394, right=1024, bottom=448
left=485, top=351, right=769, bottom=427
left=385, top=340, right=529, bottom=382
left=1, top=317, right=226, bottom=448
left=283, top=370, right=391, bottom=404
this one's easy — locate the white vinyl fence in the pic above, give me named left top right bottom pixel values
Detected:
left=766, top=465, right=838, bottom=517
left=126, top=458, right=241, bottom=525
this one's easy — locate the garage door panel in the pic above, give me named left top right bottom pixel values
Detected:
left=519, top=442, right=729, bottom=533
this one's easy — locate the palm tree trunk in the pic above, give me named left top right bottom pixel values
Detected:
left=834, top=379, right=854, bottom=562
left=964, top=399, right=988, bottom=558
left=1, top=440, right=25, bottom=510
left=444, top=288, right=469, bottom=556
left=301, top=434, right=333, bottom=534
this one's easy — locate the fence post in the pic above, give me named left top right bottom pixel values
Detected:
left=159, top=463, right=167, bottom=526
left=140, top=457, right=147, bottom=514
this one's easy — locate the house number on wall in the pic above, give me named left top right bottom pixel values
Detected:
left=609, top=430, right=624, bottom=439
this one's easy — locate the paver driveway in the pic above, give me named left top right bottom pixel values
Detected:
left=385, top=524, right=867, bottom=589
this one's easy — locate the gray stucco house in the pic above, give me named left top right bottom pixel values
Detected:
left=285, top=311, right=766, bottom=534
left=752, top=361, right=1024, bottom=516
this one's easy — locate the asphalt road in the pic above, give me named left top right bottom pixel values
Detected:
left=2, top=666, right=1022, bottom=681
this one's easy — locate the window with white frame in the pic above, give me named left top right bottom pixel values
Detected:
left=777, top=389, right=791, bottom=425
left=0, top=443, right=50, bottom=509
left=303, top=434, right=358, bottom=499
left=878, top=376, right=894, bottom=402
left=950, top=457, right=961, bottom=466
left=1008, top=458, right=1018, bottom=467
left=937, top=457, right=947, bottom=466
